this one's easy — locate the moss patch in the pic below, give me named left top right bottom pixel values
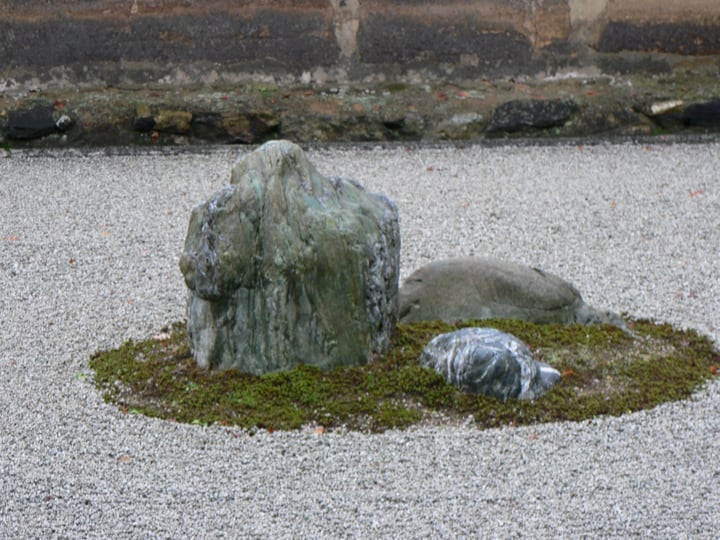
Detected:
left=89, top=318, right=719, bottom=433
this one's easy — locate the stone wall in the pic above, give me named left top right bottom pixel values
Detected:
left=2, top=0, right=719, bottom=90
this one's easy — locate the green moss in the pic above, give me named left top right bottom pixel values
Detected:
left=257, top=85, right=278, bottom=95
left=382, top=83, right=410, bottom=94
left=89, top=318, right=719, bottom=433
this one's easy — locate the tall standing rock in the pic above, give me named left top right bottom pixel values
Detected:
left=179, top=140, right=400, bottom=374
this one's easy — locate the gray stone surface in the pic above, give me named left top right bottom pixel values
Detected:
left=179, top=140, right=400, bottom=373
left=487, top=99, right=576, bottom=133
left=399, top=257, right=625, bottom=328
left=420, top=327, right=561, bottom=401
left=6, top=105, right=57, bottom=140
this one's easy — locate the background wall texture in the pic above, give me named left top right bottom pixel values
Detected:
left=2, top=0, right=719, bottom=90
left=1, top=1, right=718, bottom=145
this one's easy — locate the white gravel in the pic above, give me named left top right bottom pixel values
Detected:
left=1, top=141, right=719, bottom=538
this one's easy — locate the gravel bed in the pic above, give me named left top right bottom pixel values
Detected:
left=1, top=141, right=719, bottom=538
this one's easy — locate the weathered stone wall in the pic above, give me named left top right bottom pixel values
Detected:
left=1, top=0, right=718, bottom=90
left=2, top=1, right=719, bottom=146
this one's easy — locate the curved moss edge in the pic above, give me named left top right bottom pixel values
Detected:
left=88, top=318, right=719, bottom=433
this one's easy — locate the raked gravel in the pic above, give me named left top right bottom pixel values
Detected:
left=1, top=141, right=719, bottom=538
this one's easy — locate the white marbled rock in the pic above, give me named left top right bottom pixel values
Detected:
left=419, top=327, right=561, bottom=401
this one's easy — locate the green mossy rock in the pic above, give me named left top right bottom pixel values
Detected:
left=179, top=140, right=400, bottom=374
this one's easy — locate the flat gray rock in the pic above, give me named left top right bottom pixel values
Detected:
left=419, top=327, right=561, bottom=401
left=400, top=257, right=625, bottom=328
